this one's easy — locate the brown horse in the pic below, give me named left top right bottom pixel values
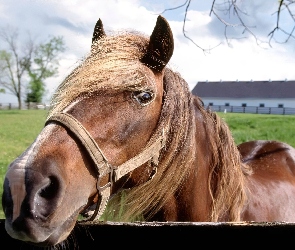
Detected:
left=2, top=15, right=295, bottom=247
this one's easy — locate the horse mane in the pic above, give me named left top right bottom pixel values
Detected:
left=197, top=102, right=252, bottom=221
left=105, top=67, right=252, bottom=222
left=47, top=30, right=251, bottom=222
left=102, top=67, right=197, bottom=221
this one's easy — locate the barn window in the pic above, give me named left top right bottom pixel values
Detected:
left=209, top=102, right=213, bottom=106
left=259, top=103, right=265, bottom=107
left=225, top=103, right=230, bottom=106
left=278, top=104, right=284, bottom=108
left=242, top=103, right=247, bottom=107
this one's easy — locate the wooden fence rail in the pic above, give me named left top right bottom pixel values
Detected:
left=209, top=105, right=295, bottom=115
left=0, top=103, right=49, bottom=110
left=1, top=220, right=295, bottom=248
left=2, top=103, right=295, bottom=115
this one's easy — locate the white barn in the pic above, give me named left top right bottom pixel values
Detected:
left=192, top=80, right=295, bottom=109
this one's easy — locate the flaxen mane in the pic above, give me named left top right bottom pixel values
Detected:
left=48, top=31, right=250, bottom=222
left=104, top=66, right=251, bottom=222
left=197, top=104, right=252, bottom=221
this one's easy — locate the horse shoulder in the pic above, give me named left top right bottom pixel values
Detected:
left=239, top=140, right=295, bottom=221
left=238, top=140, right=295, bottom=175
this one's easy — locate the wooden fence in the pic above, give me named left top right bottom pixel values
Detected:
left=209, top=105, right=295, bottom=115
left=2, top=102, right=295, bottom=115
left=1, top=220, right=295, bottom=248
left=0, top=103, right=49, bottom=110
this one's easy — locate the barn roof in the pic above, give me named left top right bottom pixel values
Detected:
left=192, top=80, right=295, bottom=98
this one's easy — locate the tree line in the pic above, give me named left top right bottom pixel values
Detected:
left=0, top=28, right=65, bottom=109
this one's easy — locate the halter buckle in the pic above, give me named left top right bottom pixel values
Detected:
left=96, top=162, right=116, bottom=192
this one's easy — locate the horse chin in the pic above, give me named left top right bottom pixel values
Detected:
left=5, top=210, right=79, bottom=247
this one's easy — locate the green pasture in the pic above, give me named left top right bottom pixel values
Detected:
left=218, top=112, right=295, bottom=146
left=0, top=110, right=48, bottom=218
left=0, top=110, right=294, bottom=219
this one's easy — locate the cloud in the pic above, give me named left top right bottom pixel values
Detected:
left=0, top=0, right=294, bottom=104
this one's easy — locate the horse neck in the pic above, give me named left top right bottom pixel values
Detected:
left=150, top=97, right=213, bottom=221
left=152, top=98, right=248, bottom=222
left=191, top=102, right=248, bottom=222
left=106, top=70, right=247, bottom=222
left=108, top=69, right=199, bottom=221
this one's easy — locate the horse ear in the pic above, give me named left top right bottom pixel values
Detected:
left=141, top=15, right=174, bottom=72
left=92, top=18, right=106, bottom=45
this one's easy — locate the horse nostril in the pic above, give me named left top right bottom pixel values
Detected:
left=32, top=175, right=62, bottom=219
left=39, top=176, right=59, bottom=200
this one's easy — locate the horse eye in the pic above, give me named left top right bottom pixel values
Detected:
left=132, top=91, right=154, bottom=106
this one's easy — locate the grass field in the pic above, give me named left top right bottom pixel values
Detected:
left=0, top=109, right=48, bottom=218
left=218, top=112, right=295, bottom=147
left=0, top=110, right=294, bottom=219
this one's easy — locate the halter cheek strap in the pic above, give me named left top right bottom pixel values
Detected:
left=45, top=112, right=166, bottom=221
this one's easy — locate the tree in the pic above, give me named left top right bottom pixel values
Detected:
left=160, top=0, right=295, bottom=53
left=0, top=30, right=32, bottom=109
left=0, top=28, right=65, bottom=109
left=25, top=37, right=66, bottom=103
left=25, top=77, right=44, bottom=103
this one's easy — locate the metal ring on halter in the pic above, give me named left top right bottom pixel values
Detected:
left=96, top=163, right=115, bottom=192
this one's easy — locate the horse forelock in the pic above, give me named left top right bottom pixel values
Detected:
left=48, top=32, right=150, bottom=117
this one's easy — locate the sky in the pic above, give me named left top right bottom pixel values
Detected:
left=0, top=0, right=294, bottom=104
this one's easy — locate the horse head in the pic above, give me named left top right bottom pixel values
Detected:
left=2, top=15, right=174, bottom=246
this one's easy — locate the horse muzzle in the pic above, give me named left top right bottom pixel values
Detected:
left=2, top=157, right=77, bottom=246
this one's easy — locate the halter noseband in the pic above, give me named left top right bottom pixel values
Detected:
left=45, top=112, right=166, bottom=221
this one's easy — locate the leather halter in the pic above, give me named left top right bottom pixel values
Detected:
left=45, top=112, right=166, bottom=221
